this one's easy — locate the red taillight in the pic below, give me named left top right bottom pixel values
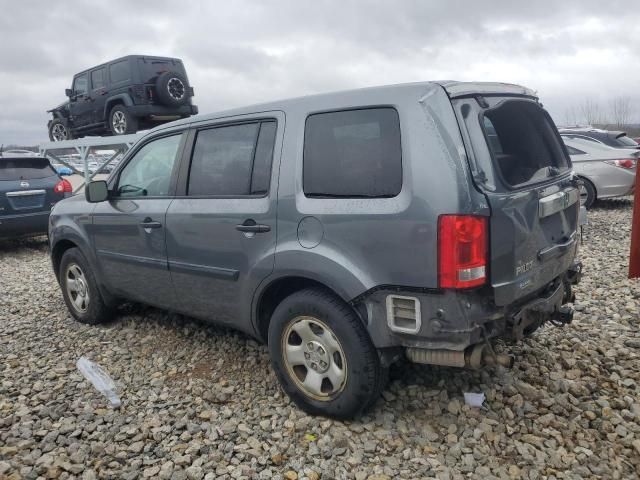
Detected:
left=605, top=158, right=636, bottom=169
left=438, top=215, right=488, bottom=289
left=54, top=179, right=72, bottom=194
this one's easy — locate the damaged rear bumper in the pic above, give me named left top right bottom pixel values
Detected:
left=355, top=261, right=582, bottom=368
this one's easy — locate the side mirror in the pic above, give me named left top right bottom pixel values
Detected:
left=65, top=88, right=73, bottom=97
left=85, top=180, right=109, bottom=203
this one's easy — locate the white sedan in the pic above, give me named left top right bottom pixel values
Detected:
left=563, top=137, right=639, bottom=208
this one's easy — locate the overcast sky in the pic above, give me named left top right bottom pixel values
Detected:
left=1, top=0, right=639, bottom=146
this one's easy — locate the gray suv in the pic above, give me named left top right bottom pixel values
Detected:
left=49, top=81, right=582, bottom=418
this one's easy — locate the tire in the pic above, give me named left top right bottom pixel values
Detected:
left=155, top=71, right=189, bottom=107
left=268, top=288, right=387, bottom=419
left=59, top=247, right=113, bottom=325
left=109, top=105, right=138, bottom=136
left=49, top=119, right=73, bottom=142
left=579, top=177, right=596, bottom=209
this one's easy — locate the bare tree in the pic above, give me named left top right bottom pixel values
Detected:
left=609, top=96, right=633, bottom=128
left=579, top=99, right=603, bottom=126
left=562, top=106, right=579, bottom=127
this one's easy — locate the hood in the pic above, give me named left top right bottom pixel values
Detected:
left=47, top=100, right=70, bottom=113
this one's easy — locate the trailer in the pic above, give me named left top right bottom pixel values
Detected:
left=39, top=134, right=142, bottom=193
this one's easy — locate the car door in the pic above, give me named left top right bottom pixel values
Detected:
left=90, top=131, right=186, bottom=309
left=165, top=114, right=283, bottom=328
left=69, top=73, right=93, bottom=127
left=90, top=67, right=108, bottom=124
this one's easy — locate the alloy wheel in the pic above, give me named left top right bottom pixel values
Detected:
left=112, top=111, right=127, bottom=134
left=579, top=184, right=588, bottom=206
left=167, top=78, right=185, bottom=100
left=65, top=263, right=90, bottom=313
left=282, top=316, right=347, bottom=400
left=51, top=123, right=67, bottom=141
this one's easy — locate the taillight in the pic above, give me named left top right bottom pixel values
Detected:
left=54, top=179, right=72, bottom=194
left=605, top=159, right=636, bottom=169
left=438, top=215, right=488, bottom=289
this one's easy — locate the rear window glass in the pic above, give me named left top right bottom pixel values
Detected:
left=483, top=101, right=569, bottom=188
left=616, top=135, right=638, bottom=147
left=138, top=58, right=186, bottom=81
left=0, top=159, right=57, bottom=180
left=303, top=108, right=402, bottom=197
left=110, top=60, right=131, bottom=84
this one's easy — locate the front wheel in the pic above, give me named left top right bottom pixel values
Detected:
left=268, top=288, right=387, bottom=419
left=109, top=105, right=138, bottom=136
left=49, top=119, right=73, bottom=142
left=59, top=247, right=113, bottom=325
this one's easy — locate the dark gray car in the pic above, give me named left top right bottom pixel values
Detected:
left=49, top=81, right=582, bottom=418
left=1, top=156, right=71, bottom=239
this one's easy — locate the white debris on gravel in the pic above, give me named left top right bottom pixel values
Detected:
left=1, top=198, right=640, bottom=479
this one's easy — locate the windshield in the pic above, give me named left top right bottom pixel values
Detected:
left=0, top=159, right=57, bottom=181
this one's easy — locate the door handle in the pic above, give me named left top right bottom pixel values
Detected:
left=140, top=218, right=162, bottom=229
left=236, top=219, right=271, bottom=233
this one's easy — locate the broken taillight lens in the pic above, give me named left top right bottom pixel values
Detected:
left=438, top=215, right=488, bottom=289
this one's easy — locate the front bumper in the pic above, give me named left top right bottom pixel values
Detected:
left=0, top=211, right=50, bottom=239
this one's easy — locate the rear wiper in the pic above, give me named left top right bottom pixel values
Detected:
left=548, top=166, right=561, bottom=177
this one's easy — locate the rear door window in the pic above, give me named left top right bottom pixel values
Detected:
left=187, top=121, right=277, bottom=196
left=303, top=108, right=402, bottom=197
left=0, top=159, right=57, bottom=180
left=91, top=68, right=106, bottom=90
left=482, top=101, right=569, bottom=188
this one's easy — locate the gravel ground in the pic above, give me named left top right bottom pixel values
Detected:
left=1, top=199, right=640, bottom=480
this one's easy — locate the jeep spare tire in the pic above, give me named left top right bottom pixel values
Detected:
left=155, top=71, right=189, bottom=107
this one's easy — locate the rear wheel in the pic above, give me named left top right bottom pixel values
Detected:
left=268, top=288, right=387, bottom=419
left=578, top=177, right=596, bottom=209
left=49, top=119, right=73, bottom=142
left=109, top=105, right=138, bottom=136
left=59, top=248, right=113, bottom=324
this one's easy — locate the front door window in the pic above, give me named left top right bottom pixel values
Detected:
left=116, top=134, right=182, bottom=198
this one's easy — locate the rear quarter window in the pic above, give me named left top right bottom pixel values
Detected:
left=303, top=107, right=402, bottom=197
left=0, top=159, right=57, bottom=180
left=110, top=60, right=131, bottom=84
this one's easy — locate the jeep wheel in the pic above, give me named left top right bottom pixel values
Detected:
left=109, top=105, right=138, bottom=136
left=155, top=71, right=189, bottom=107
left=49, top=119, right=73, bottom=142
left=268, top=288, right=387, bottom=419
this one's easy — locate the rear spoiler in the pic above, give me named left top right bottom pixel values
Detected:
left=436, top=81, right=538, bottom=100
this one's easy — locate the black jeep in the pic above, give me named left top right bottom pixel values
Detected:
left=47, top=55, right=198, bottom=141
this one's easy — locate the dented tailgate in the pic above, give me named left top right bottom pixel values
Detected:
left=450, top=90, right=579, bottom=306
